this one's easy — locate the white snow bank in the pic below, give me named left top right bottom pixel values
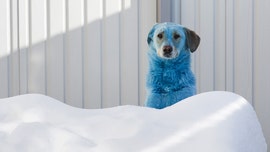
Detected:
left=0, top=91, right=267, bottom=152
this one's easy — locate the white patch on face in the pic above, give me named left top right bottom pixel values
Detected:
left=154, top=29, right=182, bottom=59
left=157, top=46, right=178, bottom=59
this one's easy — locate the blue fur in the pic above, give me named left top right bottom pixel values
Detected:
left=145, top=23, right=198, bottom=109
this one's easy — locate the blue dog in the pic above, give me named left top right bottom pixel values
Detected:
left=145, top=22, right=200, bottom=109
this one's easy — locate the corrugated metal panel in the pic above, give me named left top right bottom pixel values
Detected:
left=64, top=0, right=84, bottom=107
left=0, top=0, right=156, bottom=108
left=0, top=0, right=10, bottom=98
left=179, top=0, right=258, bottom=104
left=253, top=0, right=270, bottom=150
left=83, top=0, right=103, bottom=108
left=28, top=0, right=47, bottom=94
left=18, top=0, right=29, bottom=95
left=178, top=0, right=270, bottom=150
left=46, top=0, right=65, bottom=102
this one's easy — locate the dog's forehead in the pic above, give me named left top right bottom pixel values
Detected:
left=154, top=23, right=185, bottom=35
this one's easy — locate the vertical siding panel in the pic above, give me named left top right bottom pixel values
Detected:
left=180, top=0, right=197, bottom=84
left=138, top=0, right=156, bottom=106
left=47, top=0, right=65, bottom=101
left=28, top=0, right=46, bottom=94
left=254, top=0, right=270, bottom=149
left=0, top=1, right=158, bottom=108
left=214, top=0, right=226, bottom=90
left=180, top=0, right=196, bottom=33
left=0, top=0, right=10, bottom=98
left=194, top=0, right=201, bottom=93
left=234, top=0, right=253, bottom=103
left=102, top=0, right=121, bottom=108
left=179, top=0, right=270, bottom=145
left=171, top=0, right=181, bottom=24
left=120, top=0, right=139, bottom=105
left=9, top=0, right=20, bottom=96
left=225, top=0, right=235, bottom=92
left=65, top=0, right=84, bottom=107
left=84, top=0, right=103, bottom=108
left=198, top=0, right=214, bottom=92
left=18, top=0, right=29, bottom=94
left=158, top=0, right=172, bottom=22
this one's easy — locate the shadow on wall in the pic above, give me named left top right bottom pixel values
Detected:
left=0, top=0, right=155, bottom=108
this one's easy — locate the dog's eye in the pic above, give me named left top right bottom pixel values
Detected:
left=174, top=34, right=180, bottom=39
left=157, top=33, right=163, bottom=39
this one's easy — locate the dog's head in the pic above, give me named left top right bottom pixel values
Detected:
left=147, top=22, right=200, bottom=59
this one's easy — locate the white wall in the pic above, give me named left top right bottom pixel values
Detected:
left=159, top=0, right=270, bottom=150
left=0, top=0, right=156, bottom=108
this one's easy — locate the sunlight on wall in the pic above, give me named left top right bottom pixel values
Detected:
left=87, top=0, right=103, bottom=24
left=31, top=0, right=47, bottom=45
left=0, top=0, right=154, bottom=105
left=21, top=0, right=132, bottom=46
left=106, top=0, right=119, bottom=16
left=67, top=0, right=84, bottom=32
left=125, top=0, right=132, bottom=9
left=49, top=0, right=65, bottom=39
left=0, top=0, right=10, bottom=59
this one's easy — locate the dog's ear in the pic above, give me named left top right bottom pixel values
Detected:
left=184, top=28, right=200, bottom=53
left=147, top=24, right=158, bottom=45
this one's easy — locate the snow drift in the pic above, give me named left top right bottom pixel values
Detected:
left=0, top=91, right=267, bottom=152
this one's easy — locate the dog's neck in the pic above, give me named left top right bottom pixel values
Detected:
left=146, top=50, right=194, bottom=95
left=148, top=51, right=191, bottom=71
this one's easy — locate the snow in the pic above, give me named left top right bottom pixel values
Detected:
left=0, top=91, right=267, bottom=152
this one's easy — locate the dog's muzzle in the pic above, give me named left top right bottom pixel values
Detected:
left=163, top=45, right=173, bottom=58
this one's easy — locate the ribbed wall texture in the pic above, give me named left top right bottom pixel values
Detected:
left=159, top=0, right=270, bottom=149
left=0, top=0, right=156, bottom=108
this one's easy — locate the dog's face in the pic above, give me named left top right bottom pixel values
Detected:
left=147, top=22, right=200, bottom=59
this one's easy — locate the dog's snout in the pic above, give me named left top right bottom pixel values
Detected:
left=163, top=45, right=173, bottom=54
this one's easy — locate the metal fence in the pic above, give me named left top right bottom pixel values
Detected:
left=0, top=0, right=156, bottom=108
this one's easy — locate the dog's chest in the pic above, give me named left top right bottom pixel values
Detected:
left=148, top=68, right=190, bottom=93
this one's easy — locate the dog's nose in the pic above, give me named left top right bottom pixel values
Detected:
left=163, top=45, right=172, bottom=54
